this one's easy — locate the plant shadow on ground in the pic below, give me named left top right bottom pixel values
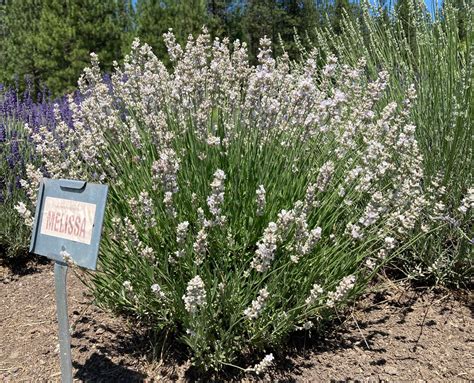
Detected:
left=70, top=314, right=146, bottom=381
left=73, top=352, right=147, bottom=382
left=68, top=284, right=473, bottom=382
left=0, top=248, right=50, bottom=278
left=66, top=293, right=385, bottom=382
left=261, top=288, right=426, bottom=382
left=184, top=286, right=469, bottom=382
left=71, top=293, right=398, bottom=382
left=70, top=312, right=190, bottom=382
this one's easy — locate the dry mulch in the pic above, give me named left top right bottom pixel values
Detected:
left=1, top=256, right=472, bottom=382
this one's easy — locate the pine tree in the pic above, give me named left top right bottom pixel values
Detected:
left=173, top=0, right=208, bottom=41
left=242, top=0, right=284, bottom=61
left=135, top=0, right=172, bottom=58
left=241, top=0, right=319, bottom=62
left=0, top=0, right=44, bottom=93
left=34, top=0, right=130, bottom=96
left=0, top=1, right=7, bottom=40
left=116, top=0, right=136, bottom=57
left=278, top=0, right=319, bottom=58
left=207, top=0, right=232, bottom=39
left=34, top=0, right=75, bottom=95
left=136, top=0, right=208, bottom=60
left=0, top=0, right=132, bottom=96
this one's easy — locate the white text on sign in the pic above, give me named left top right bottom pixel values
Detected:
left=40, top=197, right=97, bottom=245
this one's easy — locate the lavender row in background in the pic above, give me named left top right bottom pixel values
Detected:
left=0, top=83, right=78, bottom=132
left=0, top=83, right=79, bottom=204
left=0, top=74, right=120, bottom=204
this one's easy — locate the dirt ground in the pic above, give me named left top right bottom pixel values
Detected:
left=1, top=257, right=472, bottom=382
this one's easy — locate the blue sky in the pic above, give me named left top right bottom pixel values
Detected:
left=377, top=0, right=443, bottom=14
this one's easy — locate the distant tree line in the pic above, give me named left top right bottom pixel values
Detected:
left=0, top=0, right=465, bottom=97
left=0, top=0, right=133, bottom=96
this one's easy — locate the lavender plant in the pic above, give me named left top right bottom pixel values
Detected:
left=17, top=31, right=439, bottom=370
left=0, top=118, right=31, bottom=257
left=305, top=0, right=473, bottom=285
left=0, top=85, right=74, bottom=257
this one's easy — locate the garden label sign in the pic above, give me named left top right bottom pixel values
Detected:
left=30, top=178, right=108, bottom=383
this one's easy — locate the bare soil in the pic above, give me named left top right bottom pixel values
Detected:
left=1, top=257, right=472, bottom=382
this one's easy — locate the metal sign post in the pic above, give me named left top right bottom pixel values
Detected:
left=55, top=261, right=73, bottom=382
left=29, top=178, right=108, bottom=383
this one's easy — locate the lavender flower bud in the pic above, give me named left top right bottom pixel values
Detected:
left=326, top=275, right=356, bottom=308
left=247, top=353, right=274, bottom=375
left=256, top=184, right=266, bottom=216
left=183, top=275, right=206, bottom=314
left=244, top=287, right=269, bottom=319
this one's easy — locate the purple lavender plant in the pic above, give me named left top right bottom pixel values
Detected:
left=0, top=80, right=89, bottom=258
left=0, top=123, right=5, bottom=143
left=0, top=82, right=77, bottom=205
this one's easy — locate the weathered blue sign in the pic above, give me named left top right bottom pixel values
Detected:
left=30, top=178, right=108, bottom=270
left=29, top=178, right=108, bottom=383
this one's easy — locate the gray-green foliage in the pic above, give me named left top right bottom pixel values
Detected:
left=23, top=33, right=429, bottom=371
left=307, top=0, right=473, bottom=285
